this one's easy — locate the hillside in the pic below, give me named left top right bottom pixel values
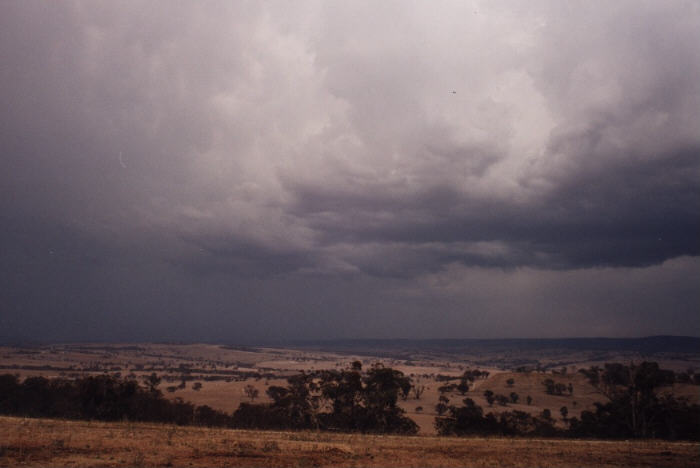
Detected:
left=1, top=416, right=698, bottom=467
left=2, top=342, right=699, bottom=436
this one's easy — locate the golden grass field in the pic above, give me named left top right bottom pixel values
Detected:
left=1, top=416, right=698, bottom=468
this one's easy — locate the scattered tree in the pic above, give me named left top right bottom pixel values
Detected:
left=436, top=394, right=450, bottom=416
left=244, top=384, right=259, bottom=401
left=543, top=379, right=569, bottom=396
left=411, top=384, right=426, bottom=400
left=145, top=373, right=161, bottom=393
left=483, top=390, right=495, bottom=406
left=456, top=380, right=470, bottom=395
left=438, top=383, right=457, bottom=394
left=560, top=406, right=568, bottom=421
left=495, top=394, right=509, bottom=406
left=435, top=397, right=558, bottom=437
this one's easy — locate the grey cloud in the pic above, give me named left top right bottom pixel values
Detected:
left=1, top=1, right=699, bottom=341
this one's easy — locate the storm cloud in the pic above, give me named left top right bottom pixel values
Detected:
left=1, top=1, right=699, bottom=342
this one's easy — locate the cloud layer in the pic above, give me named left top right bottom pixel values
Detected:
left=1, top=1, right=698, bottom=341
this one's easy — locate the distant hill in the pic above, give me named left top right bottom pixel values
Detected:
left=281, top=336, right=700, bottom=356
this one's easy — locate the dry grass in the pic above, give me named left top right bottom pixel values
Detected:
left=165, top=378, right=289, bottom=413
left=0, top=416, right=697, bottom=467
left=3, top=343, right=699, bottom=437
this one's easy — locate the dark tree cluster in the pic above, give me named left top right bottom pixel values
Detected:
left=482, top=390, right=514, bottom=407
left=435, top=398, right=558, bottom=437
left=438, top=383, right=458, bottom=394
left=569, top=362, right=699, bottom=440
left=437, top=369, right=489, bottom=396
left=0, top=374, right=232, bottom=427
left=542, top=379, right=572, bottom=396
left=462, top=369, right=490, bottom=381
left=438, top=362, right=699, bottom=441
left=233, top=362, right=418, bottom=434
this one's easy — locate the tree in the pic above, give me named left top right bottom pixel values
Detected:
left=244, top=384, right=259, bottom=402
left=510, top=392, right=519, bottom=404
left=543, top=378, right=568, bottom=396
left=560, top=406, right=568, bottom=421
left=411, top=384, right=425, bottom=400
left=320, top=365, right=364, bottom=430
left=483, top=390, right=495, bottom=406
left=361, top=363, right=416, bottom=433
left=435, top=398, right=559, bottom=437
left=574, top=361, right=684, bottom=438
left=318, top=362, right=417, bottom=434
left=0, top=373, right=234, bottom=428
left=456, top=380, right=470, bottom=395
left=438, top=384, right=457, bottom=394
left=145, top=373, right=161, bottom=394
left=192, top=382, right=202, bottom=391
left=526, top=395, right=532, bottom=406
left=506, top=378, right=515, bottom=387
left=435, top=398, right=493, bottom=436
left=495, top=394, right=509, bottom=406
left=436, top=394, right=450, bottom=416
left=543, top=379, right=555, bottom=395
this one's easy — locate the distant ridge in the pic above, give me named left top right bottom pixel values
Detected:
left=280, top=336, right=700, bottom=355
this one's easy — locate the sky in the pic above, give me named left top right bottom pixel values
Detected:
left=1, top=1, right=699, bottom=343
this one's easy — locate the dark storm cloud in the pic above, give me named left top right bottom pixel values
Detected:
left=1, top=1, right=699, bottom=341
left=286, top=142, right=699, bottom=270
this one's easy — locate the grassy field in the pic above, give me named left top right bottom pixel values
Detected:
left=2, top=343, right=699, bottom=437
left=1, top=416, right=698, bottom=467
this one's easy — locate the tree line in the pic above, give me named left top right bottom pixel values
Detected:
left=437, top=362, right=699, bottom=440
left=0, top=373, right=232, bottom=427
left=0, top=361, right=697, bottom=440
left=0, top=362, right=416, bottom=434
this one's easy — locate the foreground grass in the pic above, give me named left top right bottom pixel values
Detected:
left=0, top=416, right=698, bottom=467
